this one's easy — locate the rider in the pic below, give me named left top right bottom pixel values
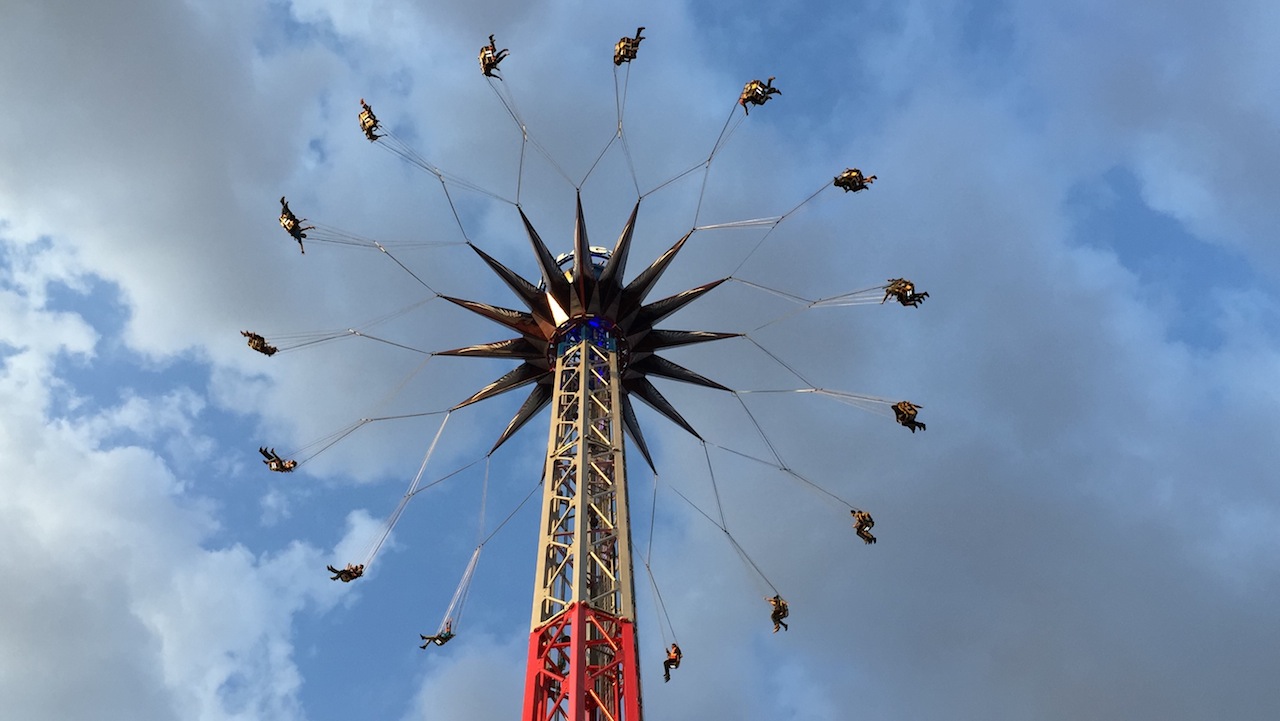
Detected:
left=767, top=595, right=789, bottom=633
left=882, top=278, right=928, bottom=307
left=739, top=77, right=780, bottom=115
left=662, top=643, right=682, bottom=682
left=479, top=34, right=510, bottom=77
left=834, top=168, right=877, bottom=192
left=614, top=27, right=646, bottom=65
left=851, top=510, right=876, bottom=544
left=279, top=196, right=313, bottom=254
left=258, top=446, right=297, bottom=472
left=420, top=620, right=456, bottom=648
left=241, top=330, right=278, bottom=356
left=892, top=401, right=926, bottom=433
left=326, top=563, right=365, bottom=582
left=358, top=98, right=382, bottom=142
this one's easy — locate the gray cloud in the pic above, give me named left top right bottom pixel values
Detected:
left=2, top=0, right=1278, bottom=719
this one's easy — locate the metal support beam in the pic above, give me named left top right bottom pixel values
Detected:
left=523, top=321, right=642, bottom=721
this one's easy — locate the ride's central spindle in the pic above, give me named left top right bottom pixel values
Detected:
left=523, top=318, right=642, bottom=721
left=440, top=199, right=733, bottom=721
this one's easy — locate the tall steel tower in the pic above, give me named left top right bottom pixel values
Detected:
left=522, top=314, right=639, bottom=721
left=438, top=198, right=735, bottom=721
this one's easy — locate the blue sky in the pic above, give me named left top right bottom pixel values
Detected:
left=3, top=1, right=1279, bottom=720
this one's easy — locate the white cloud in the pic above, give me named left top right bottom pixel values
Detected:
left=332, top=508, right=386, bottom=570
left=401, top=633, right=525, bottom=721
left=0, top=243, right=345, bottom=721
left=260, top=487, right=292, bottom=526
left=0, top=403, right=329, bottom=719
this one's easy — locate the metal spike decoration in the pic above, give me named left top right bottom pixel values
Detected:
left=447, top=206, right=732, bottom=456
left=631, top=278, right=728, bottom=329
left=621, top=231, right=693, bottom=308
left=623, top=375, right=704, bottom=440
left=518, top=208, right=572, bottom=311
left=451, top=362, right=547, bottom=410
left=466, top=244, right=557, bottom=332
left=625, top=327, right=729, bottom=355
left=571, top=194, right=595, bottom=313
left=628, top=354, right=732, bottom=392
left=488, top=381, right=554, bottom=454
left=596, top=201, right=640, bottom=298
left=618, top=393, right=656, bottom=472
left=440, top=297, right=547, bottom=338
left=435, top=337, right=544, bottom=360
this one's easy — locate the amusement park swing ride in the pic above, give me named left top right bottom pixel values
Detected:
left=247, top=27, right=927, bottom=721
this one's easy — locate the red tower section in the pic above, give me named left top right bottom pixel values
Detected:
left=523, top=606, right=642, bottom=721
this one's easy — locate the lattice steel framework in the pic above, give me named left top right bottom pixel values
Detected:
left=522, top=321, right=642, bottom=721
